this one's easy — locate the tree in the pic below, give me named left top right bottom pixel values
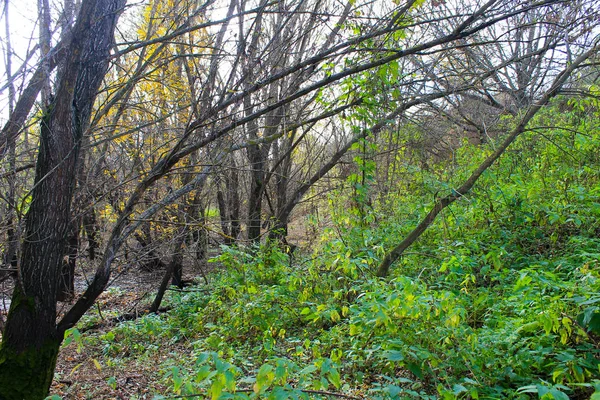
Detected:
left=0, top=0, right=125, bottom=397
left=1, top=0, right=598, bottom=397
left=376, top=56, right=600, bottom=277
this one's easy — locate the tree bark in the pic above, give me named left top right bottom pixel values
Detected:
left=57, top=223, right=78, bottom=301
left=150, top=232, right=186, bottom=312
left=83, top=208, right=99, bottom=260
left=0, top=0, right=124, bottom=397
left=2, top=0, right=18, bottom=279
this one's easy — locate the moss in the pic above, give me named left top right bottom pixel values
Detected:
left=5, top=288, right=35, bottom=316
left=0, top=289, right=61, bottom=400
left=0, top=337, right=61, bottom=400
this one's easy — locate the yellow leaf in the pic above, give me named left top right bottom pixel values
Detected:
left=92, top=358, right=102, bottom=371
left=70, top=363, right=83, bottom=376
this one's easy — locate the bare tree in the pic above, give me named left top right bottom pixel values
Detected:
left=0, top=0, right=598, bottom=397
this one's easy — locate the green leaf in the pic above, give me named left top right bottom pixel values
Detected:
left=536, top=384, right=550, bottom=398
left=453, top=384, right=467, bottom=395
left=328, top=368, right=341, bottom=389
left=578, top=310, right=600, bottom=334
left=275, top=362, right=287, bottom=381
left=255, top=364, right=275, bottom=393
left=195, top=365, right=212, bottom=382
left=406, top=362, right=423, bottom=379
left=272, top=387, right=291, bottom=400
left=300, top=307, right=311, bottom=315
left=107, top=376, right=117, bottom=390
left=299, top=365, right=318, bottom=376
left=210, top=374, right=225, bottom=400
left=383, top=350, right=404, bottom=362
left=548, top=388, right=569, bottom=400
left=386, top=385, right=402, bottom=397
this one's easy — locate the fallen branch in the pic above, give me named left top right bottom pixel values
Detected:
left=78, top=306, right=170, bottom=333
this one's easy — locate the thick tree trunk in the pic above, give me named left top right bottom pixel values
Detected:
left=0, top=103, right=80, bottom=398
left=2, top=0, right=18, bottom=282
left=0, top=286, right=61, bottom=399
left=0, top=0, right=124, bottom=397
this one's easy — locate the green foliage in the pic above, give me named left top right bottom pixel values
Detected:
left=83, top=97, right=600, bottom=398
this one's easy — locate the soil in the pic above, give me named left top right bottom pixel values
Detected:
left=50, top=261, right=207, bottom=399
left=0, top=215, right=323, bottom=399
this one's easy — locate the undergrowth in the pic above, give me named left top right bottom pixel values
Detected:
left=60, top=98, right=600, bottom=399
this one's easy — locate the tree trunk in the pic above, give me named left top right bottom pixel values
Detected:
left=246, top=117, right=265, bottom=244
left=0, top=0, right=124, bottom=396
left=134, top=226, right=166, bottom=272
left=192, top=204, right=208, bottom=262
left=217, top=188, right=231, bottom=241
left=83, top=208, right=99, bottom=260
left=217, top=161, right=241, bottom=245
left=152, top=232, right=186, bottom=311
left=376, top=47, right=597, bottom=277
left=229, top=163, right=241, bottom=242
left=57, top=222, right=78, bottom=301
left=0, top=285, right=61, bottom=399
left=2, top=0, right=18, bottom=281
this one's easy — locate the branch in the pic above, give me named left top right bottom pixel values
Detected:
left=376, top=42, right=600, bottom=277
left=0, top=40, right=66, bottom=158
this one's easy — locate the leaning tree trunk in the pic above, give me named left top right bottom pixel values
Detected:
left=0, top=0, right=124, bottom=397
left=150, top=231, right=186, bottom=312
left=375, top=47, right=598, bottom=277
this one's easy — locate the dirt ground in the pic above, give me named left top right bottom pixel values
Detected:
left=0, top=214, right=327, bottom=399
left=50, top=262, right=207, bottom=399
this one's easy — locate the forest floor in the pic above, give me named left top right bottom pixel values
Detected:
left=52, top=266, right=180, bottom=399
left=49, top=216, right=319, bottom=399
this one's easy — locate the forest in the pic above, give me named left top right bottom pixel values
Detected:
left=0, top=0, right=599, bottom=398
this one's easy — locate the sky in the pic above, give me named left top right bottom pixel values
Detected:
left=0, top=0, right=41, bottom=124
left=0, top=0, right=228, bottom=125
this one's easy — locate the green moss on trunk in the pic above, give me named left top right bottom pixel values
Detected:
left=0, top=336, right=61, bottom=400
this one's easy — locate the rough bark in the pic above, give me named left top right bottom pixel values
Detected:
left=0, top=0, right=124, bottom=397
left=83, top=208, right=99, bottom=260
left=57, top=223, right=78, bottom=301
left=2, top=0, right=18, bottom=279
